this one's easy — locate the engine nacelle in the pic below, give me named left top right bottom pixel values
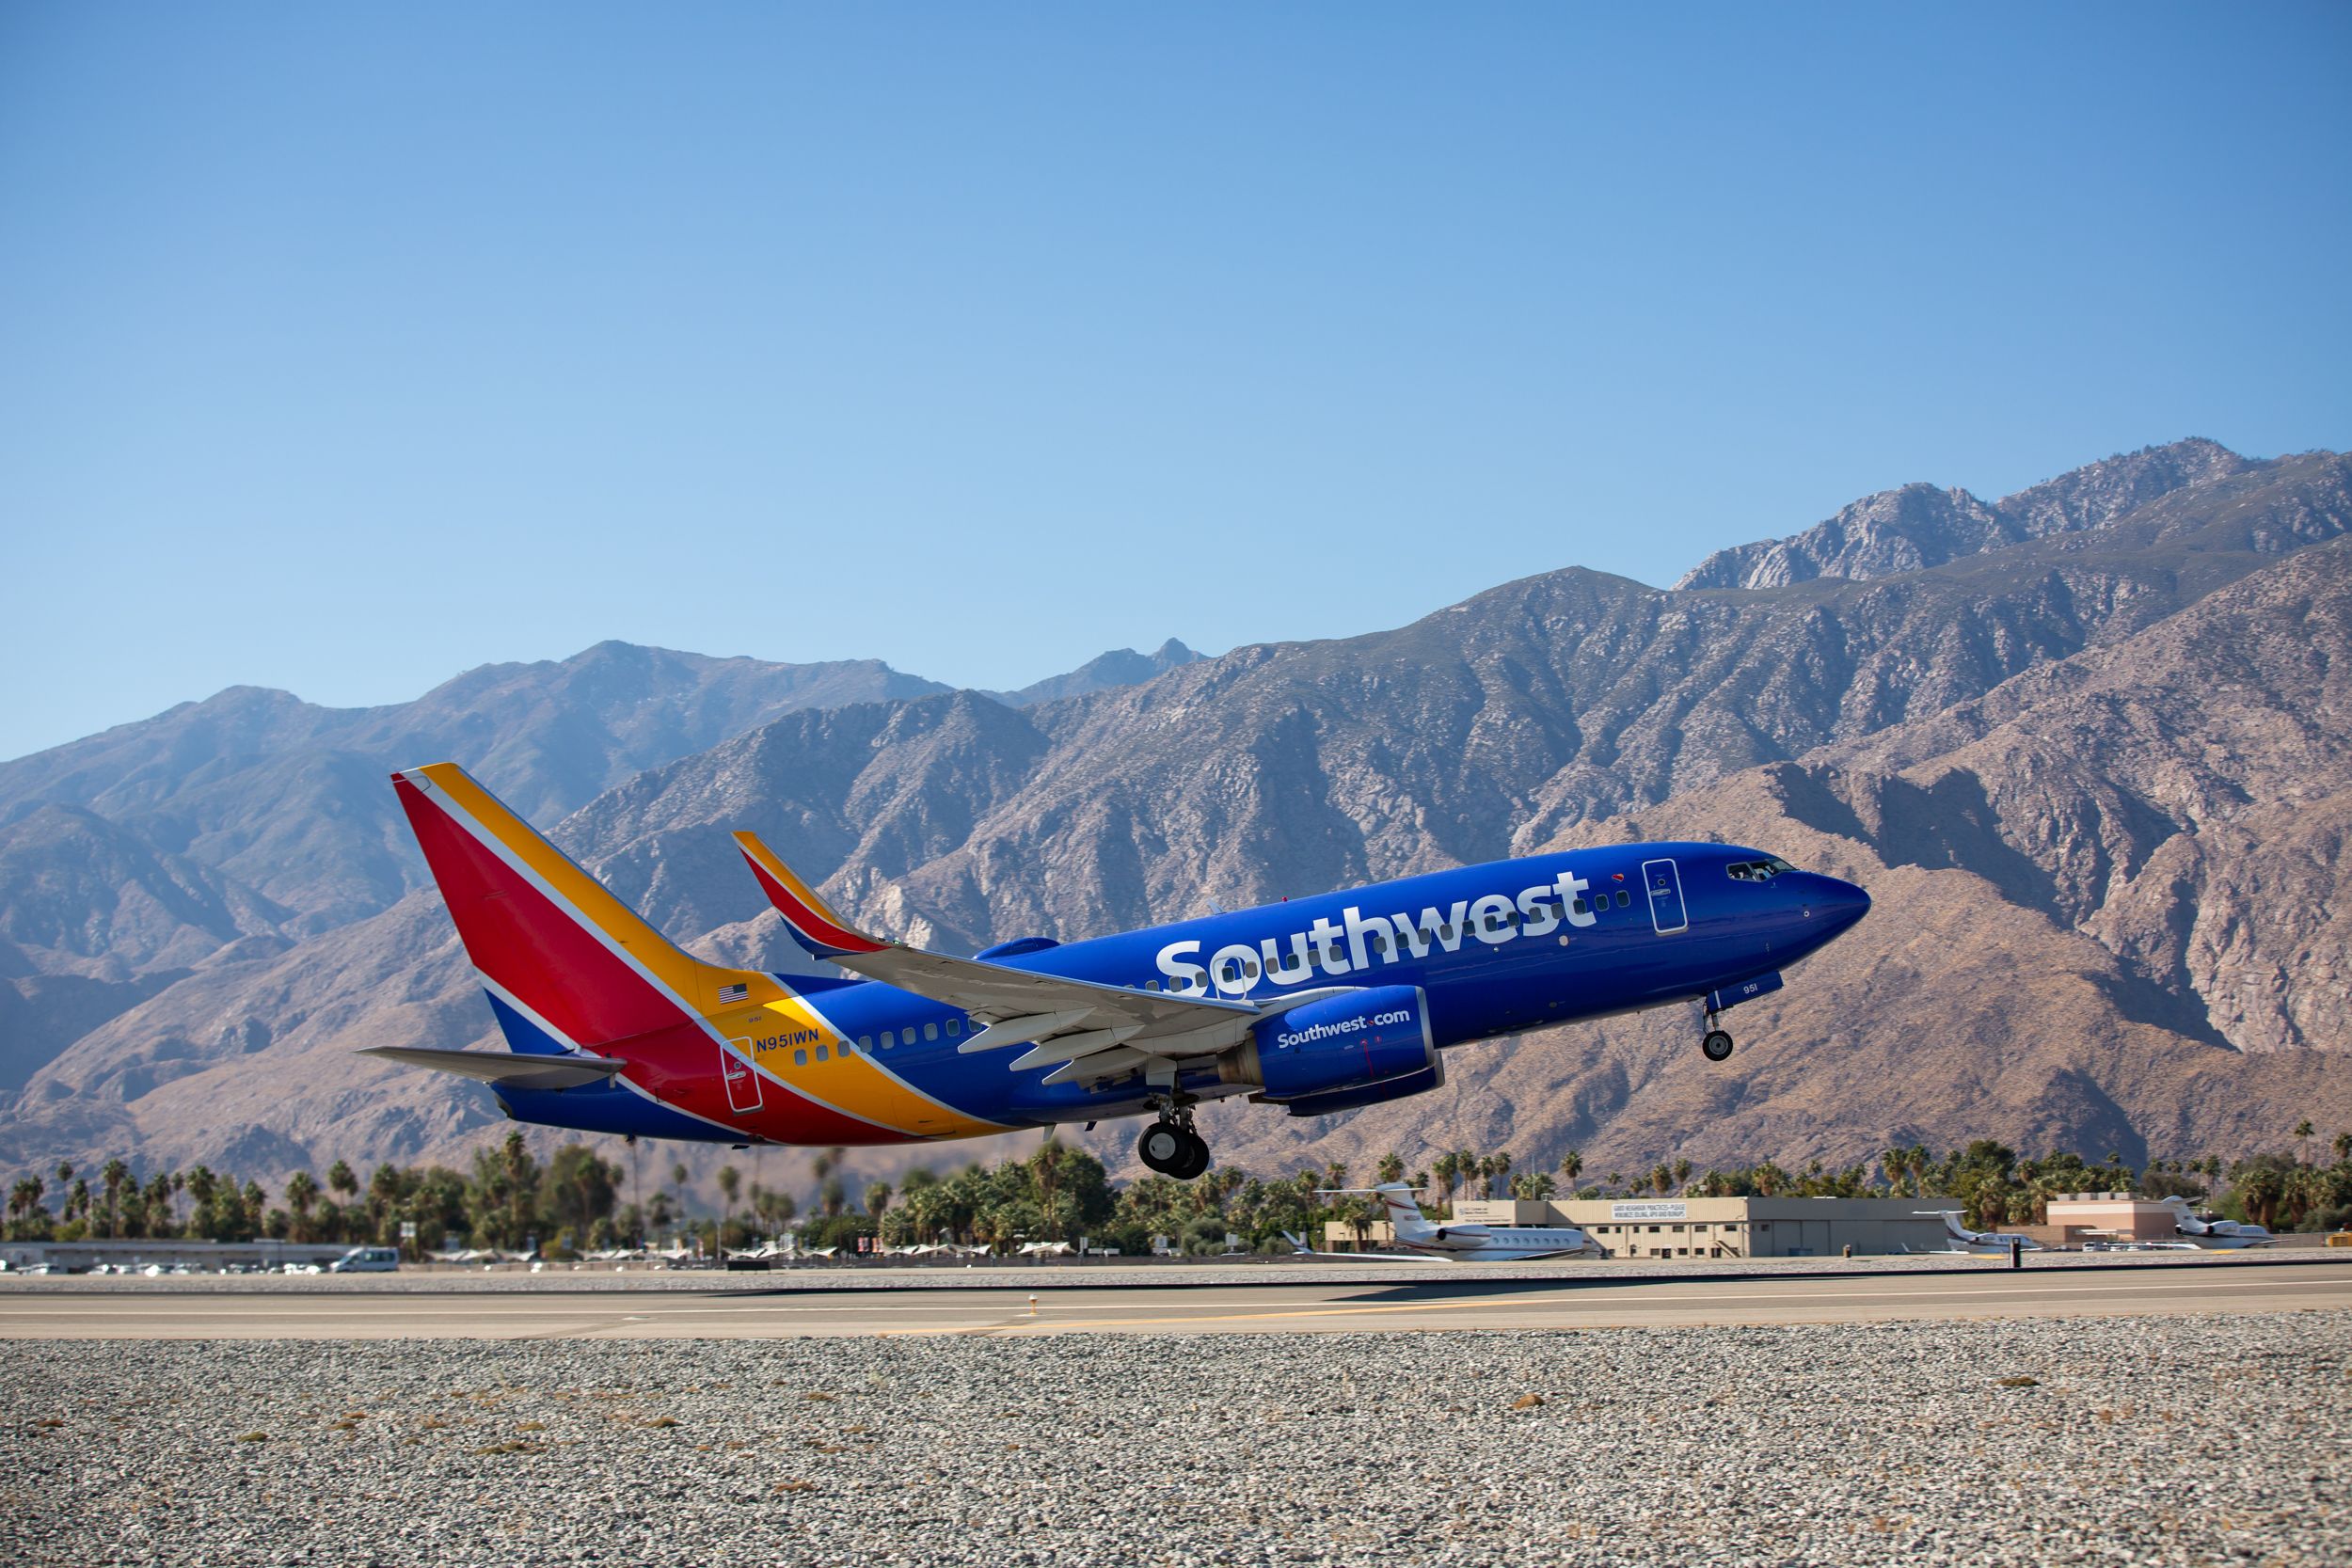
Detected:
left=1218, top=986, right=1438, bottom=1107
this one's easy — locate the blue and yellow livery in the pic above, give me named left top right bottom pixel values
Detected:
left=366, top=762, right=1869, bottom=1177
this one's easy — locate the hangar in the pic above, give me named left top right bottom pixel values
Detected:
left=1328, top=1196, right=1960, bottom=1258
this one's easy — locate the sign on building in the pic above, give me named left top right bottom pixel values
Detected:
left=1611, top=1201, right=1690, bottom=1222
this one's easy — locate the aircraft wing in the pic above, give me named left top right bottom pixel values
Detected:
left=359, top=1046, right=626, bottom=1091
left=735, top=831, right=1262, bottom=1081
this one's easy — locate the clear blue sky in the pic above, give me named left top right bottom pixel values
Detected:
left=3, top=5, right=2347, bottom=761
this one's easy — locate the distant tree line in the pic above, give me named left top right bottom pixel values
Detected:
left=9, top=1124, right=2349, bottom=1256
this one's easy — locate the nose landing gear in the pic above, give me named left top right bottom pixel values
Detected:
left=1136, top=1104, right=1212, bottom=1180
left=1701, top=1011, right=1736, bottom=1063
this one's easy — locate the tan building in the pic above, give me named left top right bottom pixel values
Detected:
left=2042, top=1192, right=2182, bottom=1246
left=1446, top=1196, right=1961, bottom=1259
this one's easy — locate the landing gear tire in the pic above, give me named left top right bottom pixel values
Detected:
left=1169, top=1130, right=1212, bottom=1181
left=1137, top=1122, right=1190, bottom=1174
left=1701, top=1029, right=1736, bottom=1063
left=1137, top=1116, right=1213, bottom=1180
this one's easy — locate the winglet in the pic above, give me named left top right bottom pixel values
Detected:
left=733, top=831, right=888, bottom=959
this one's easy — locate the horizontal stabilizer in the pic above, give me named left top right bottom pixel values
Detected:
left=359, top=1046, right=627, bottom=1091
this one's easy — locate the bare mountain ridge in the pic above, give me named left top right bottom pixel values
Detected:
left=0, top=638, right=1198, bottom=1102
left=6, top=438, right=2348, bottom=1188
left=1677, top=436, right=2250, bottom=591
left=12, top=529, right=2348, bottom=1189
left=0, top=643, right=956, bottom=939
left=988, top=639, right=1204, bottom=707
left=1139, top=543, right=2352, bottom=1180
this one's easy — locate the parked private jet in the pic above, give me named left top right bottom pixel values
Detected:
left=2158, top=1196, right=2278, bottom=1248
left=1909, top=1211, right=2044, bottom=1255
left=363, top=762, right=1869, bottom=1177
left=1318, top=1183, right=1599, bottom=1261
left=1280, top=1230, right=1445, bottom=1261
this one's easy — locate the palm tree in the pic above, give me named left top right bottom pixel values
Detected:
left=1433, top=1152, right=1459, bottom=1207
left=1490, top=1152, right=1514, bottom=1198
left=1558, top=1149, right=1583, bottom=1191
left=185, top=1167, right=218, bottom=1237
left=2294, top=1119, right=2315, bottom=1166
left=144, top=1173, right=174, bottom=1237
left=1375, top=1152, right=1406, bottom=1186
left=101, top=1159, right=129, bottom=1239
left=1034, top=1140, right=1070, bottom=1234
left=624, top=1134, right=643, bottom=1245
left=286, top=1172, right=320, bottom=1242
left=670, top=1161, right=690, bottom=1237
left=717, top=1164, right=741, bottom=1241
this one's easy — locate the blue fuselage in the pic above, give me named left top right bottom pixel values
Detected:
left=498, top=840, right=1870, bottom=1143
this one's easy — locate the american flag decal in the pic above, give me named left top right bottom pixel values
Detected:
left=718, top=983, right=749, bottom=1004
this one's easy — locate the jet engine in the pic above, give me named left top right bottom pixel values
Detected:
left=1217, top=986, right=1439, bottom=1112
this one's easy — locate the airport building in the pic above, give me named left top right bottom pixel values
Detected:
left=2041, top=1193, right=2185, bottom=1245
left=1327, top=1196, right=1960, bottom=1258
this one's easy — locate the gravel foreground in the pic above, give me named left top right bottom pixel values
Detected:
left=8, top=1312, right=2345, bottom=1567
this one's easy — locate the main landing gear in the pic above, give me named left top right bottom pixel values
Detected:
left=1701, top=1013, right=1736, bottom=1063
left=1137, top=1104, right=1212, bottom=1180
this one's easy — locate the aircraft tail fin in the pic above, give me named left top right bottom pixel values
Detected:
left=1317, top=1182, right=1427, bottom=1228
left=391, top=763, right=788, bottom=1055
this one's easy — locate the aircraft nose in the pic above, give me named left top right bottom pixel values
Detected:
left=1809, top=874, right=1871, bottom=932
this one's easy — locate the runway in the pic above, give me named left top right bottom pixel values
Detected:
left=8, top=1258, right=2346, bottom=1338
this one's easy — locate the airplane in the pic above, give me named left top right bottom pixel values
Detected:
left=2157, top=1196, right=2278, bottom=1249
left=362, top=761, right=1870, bottom=1178
left=1318, top=1183, right=1598, bottom=1261
left=1279, top=1229, right=1446, bottom=1262
left=1909, top=1211, right=2044, bottom=1255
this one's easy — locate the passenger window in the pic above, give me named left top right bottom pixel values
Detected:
left=924, top=1022, right=939, bottom=1042
left=946, top=1018, right=961, bottom=1036
left=815, top=1044, right=828, bottom=1062
left=1570, top=897, right=1586, bottom=915
left=1617, top=890, right=1631, bottom=907
left=880, top=1030, right=895, bottom=1049
left=1242, top=959, right=1259, bottom=979
left=1145, top=979, right=1161, bottom=991
left=793, top=1049, right=808, bottom=1067
left=858, top=1035, right=872, bottom=1052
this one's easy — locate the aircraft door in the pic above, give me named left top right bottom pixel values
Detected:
left=1641, top=858, right=1688, bottom=935
left=721, top=1037, right=764, bottom=1115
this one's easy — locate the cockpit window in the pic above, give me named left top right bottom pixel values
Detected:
left=1726, top=856, right=1797, bottom=882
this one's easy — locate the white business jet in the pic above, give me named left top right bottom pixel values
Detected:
left=1314, top=1183, right=1597, bottom=1261
left=2157, top=1196, right=2277, bottom=1249
left=1911, top=1211, right=2043, bottom=1255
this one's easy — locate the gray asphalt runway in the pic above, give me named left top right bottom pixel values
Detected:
left=8, top=1258, right=2346, bottom=1338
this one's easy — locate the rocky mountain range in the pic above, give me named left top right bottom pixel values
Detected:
left=4, top=438, right=2347, bottom=1196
